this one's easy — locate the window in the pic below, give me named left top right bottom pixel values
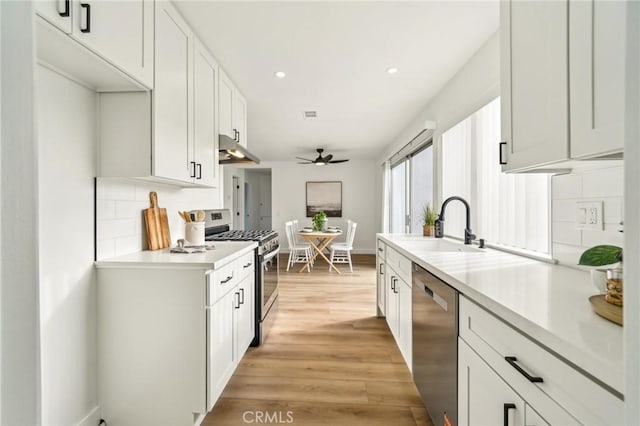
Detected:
left=441, top=98, right=550, bottom=255
left=388, top=143, right=434, bottom=234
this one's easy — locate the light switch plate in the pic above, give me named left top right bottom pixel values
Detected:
left=576, top=201, right=603, bottom=230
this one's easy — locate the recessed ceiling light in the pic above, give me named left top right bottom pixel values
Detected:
left=386, top=67, right=398, bottom=75
left=274, top=71, right=286, bottom=79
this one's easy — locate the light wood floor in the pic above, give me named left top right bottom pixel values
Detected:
left=203, top=254, right=432, bottom=426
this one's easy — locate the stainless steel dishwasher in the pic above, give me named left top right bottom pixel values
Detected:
left=412, top=263, right=458, bottom=426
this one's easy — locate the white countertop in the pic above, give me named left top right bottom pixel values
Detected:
left=95, top=241, right=257, bottom=270
left=377, top=233, right=623, bottom=396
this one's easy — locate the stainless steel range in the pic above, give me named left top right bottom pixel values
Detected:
left=200, top=209, right=279, bottom=346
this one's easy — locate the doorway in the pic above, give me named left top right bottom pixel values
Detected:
left=244, top=169, right=272, bottom=230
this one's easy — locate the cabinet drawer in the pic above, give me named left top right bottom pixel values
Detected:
left=377, top=240, right=386, bottom=260
left=208, top=262, right=237, bottom=305
left=459, top=296, right=623, bottom=425
left=236, top=250, right=255, bottom=282
left=386, top=246, right=411, bottom=285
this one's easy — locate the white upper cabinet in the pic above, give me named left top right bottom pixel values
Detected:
left=500, top=0, right=569, bottom=172
left=193, top=39, right=220, bottom=187
left=36, top=0, right=154, bottom=89
left=219, top=69, right=249, bottom=148
left=36, top=0, right=73, bottom=33
left=154, top=1, right=193, bottom=183
left=500, top=0, right=626, bottom=172
left=569, top=0, right=626, bottom=158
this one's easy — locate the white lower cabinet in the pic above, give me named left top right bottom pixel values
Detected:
left=97, top=251, right=255, bottom=425
left=459, top=339, right=526, bottom=426
left=458, top=295, right=622, bottom=426
left=385, top=261, right=412, bottom=369
left=376, top=240, right=386, bottom=315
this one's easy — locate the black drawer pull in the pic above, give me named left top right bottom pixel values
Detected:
left=234, top=292, right=240, bottom=309
left=503, top=403, right=516, bottom=426
left=80, top=3, right=91, bottom=33
left=378, top=247, right=383, bottom=252
left=220, top=275, right=233, bottom=284
left=379, top=263, right=384, bottom=274
left=499, top=141, right=507, bottom=165
left=190, top=161, right=196, bottom=178
left=239, top=288, right=245, bottom=304
left=243, top=262, right=252, bottom=269
left=59, top=0, right=70, bottom=17
left=505, top=356, right=543, bottom=383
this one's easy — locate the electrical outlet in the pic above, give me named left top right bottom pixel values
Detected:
left=576, top=201, right=603, bottom=230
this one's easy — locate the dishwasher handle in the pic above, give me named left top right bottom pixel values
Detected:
left=423, top=284, right=433, bottom=298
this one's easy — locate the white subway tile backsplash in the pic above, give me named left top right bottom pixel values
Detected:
left=96, top=177, right=222, bottom=260
left=552, top=174, right=582, bottom=199
left=551, top=165, right=623, bottom=267
left=582, top=167, right=624, bottom=198
left=552, top=199, right=578, bottom=223
left=552, top=221, right=582, bottom=245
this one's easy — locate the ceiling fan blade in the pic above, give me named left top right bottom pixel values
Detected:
left=298, top=161, right=313, bottom=164
left=296, top=157, right=314, bottom=162
left=328, top=159, right=349, bottom=164
left=323, top=154, right=333, bottom=162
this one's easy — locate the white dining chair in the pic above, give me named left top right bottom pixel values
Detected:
left=329, top=221, right=358, bottom=272
left=285, top=221, right=313, bottom=272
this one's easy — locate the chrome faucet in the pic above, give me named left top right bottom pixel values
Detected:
left=434, top=196, right=476, bottom=244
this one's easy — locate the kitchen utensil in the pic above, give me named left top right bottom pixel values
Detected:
left=196, top=210, right=205, bottom=222
left=144, top=191, right=171, bottom=250
left=589, top=294, right=622, bottom=326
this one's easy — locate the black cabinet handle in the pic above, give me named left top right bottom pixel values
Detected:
left=503, top=403, right=516, bottom=426
left=390, top=276, right=396, bottom=292
left=233, top=129, right=238, bottom=142
left=59, top=0, right=70, bottom=17
left=379, top=263, right=384, bottom=275
left=505, top=356, right=543, bottom=383
left=393, top=277, right=399, bottom=294
left=196, top=163, right=202, bottom=180
left=499, top=141, right=507, bottom=165
left=234, top=292, right=240, bottom=309
left=80, top=3, right=91, bottom=33
left=221, top=275, right=233, bottom=284
left=243, top=262, right=252, bottom=269
left=239, top=288, right=245, bottom=304
left=190, top=161, right=196, bottom=178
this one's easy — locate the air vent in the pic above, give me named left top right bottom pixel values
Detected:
left=302, top=111, right=318, bottom=119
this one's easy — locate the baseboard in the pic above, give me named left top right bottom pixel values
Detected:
left=75, top=406, right=101, bottom=426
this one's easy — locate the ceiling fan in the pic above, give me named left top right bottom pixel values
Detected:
left=296, top=149, right=349, bottom=165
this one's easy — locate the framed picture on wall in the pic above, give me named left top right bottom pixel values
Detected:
left=306, top=181, right=342, bottom=217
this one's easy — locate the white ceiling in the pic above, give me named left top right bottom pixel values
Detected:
left=175, top=1, right=499, bottom=162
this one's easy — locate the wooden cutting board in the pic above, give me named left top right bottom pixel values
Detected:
left=144, top=191, right=171, bottom=250
left=589, top=295, right=623, bottom=326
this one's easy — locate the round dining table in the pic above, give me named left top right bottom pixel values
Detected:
left=297, top=230, right=343, bottom=273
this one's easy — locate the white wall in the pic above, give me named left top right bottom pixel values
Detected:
left=1, top=2, right=40, bottom=424
left=37, top=65, right=100, bottom=426
left=96, top=179, right=222, bottom=260
left=265, top=160, right=378, bottom=253
left=551, top=166, right=624, bottom=267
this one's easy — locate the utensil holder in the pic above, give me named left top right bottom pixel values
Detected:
left=185, top=221, right=205, bottom=246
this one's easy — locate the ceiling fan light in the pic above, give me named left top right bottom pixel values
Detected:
left=315, top=162, right=326, bottom=166
left=227, top=149, right=245, bottom=159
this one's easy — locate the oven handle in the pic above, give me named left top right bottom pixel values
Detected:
left=262, top=247, right=280, bottom=263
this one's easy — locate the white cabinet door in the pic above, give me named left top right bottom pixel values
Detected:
left=193, top=39, right=219, bottom=187
left=459, top=339, right=525, bottom=426
left=501, top=0, right=569, bottom=171
left=376, top=254, right=385, bottom=315
left=398, top=279, right=412, bottom=369
left=36, top=0, right=73, bottom=33
left=525, top=404, right=550, bottom=426
left=236, top=278, right=255, bottom=355
left=219, top=70, right=235, bottom=139
left=154, top=2, right=192, bottom=183
left=385, top=268, right=399, bottom=341
left=233, top=91, right=248, bottom=147
left=569, top=0, right=626, bottom=158
left=208, top=288, right=236, bottom=411
left=70, top=0, right=154, bottom=88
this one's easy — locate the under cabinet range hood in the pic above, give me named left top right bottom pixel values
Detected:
left=219, top=134, right=260, bottom=165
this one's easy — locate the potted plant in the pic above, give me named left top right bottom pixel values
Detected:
left=421, top=203, right=438, bottom=237
left=312, top=211, right=328, bottom=232
left=579, top=245, right=623, bottom=306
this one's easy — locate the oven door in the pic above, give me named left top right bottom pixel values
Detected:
left=261, top=247, right=279, bottom=319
